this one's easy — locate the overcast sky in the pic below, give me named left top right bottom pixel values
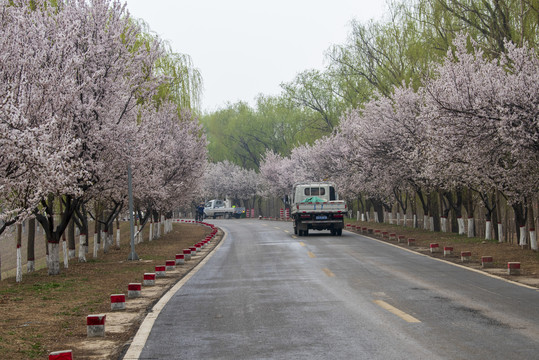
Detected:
left=124, top=0, right=387, bottom=112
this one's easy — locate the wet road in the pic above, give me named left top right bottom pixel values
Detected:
left=135, top=219, right=539, bottom=359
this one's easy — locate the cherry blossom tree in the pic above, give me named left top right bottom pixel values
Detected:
left=424, top=34, right=539, bottom=246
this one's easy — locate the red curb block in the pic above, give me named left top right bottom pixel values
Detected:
left=461, top=251, right=472, bottom=262
left=155, top=266, right=166, bottom=278
left=481, top=256, right=493, bottom=268
left=508, top=262, right=521, bottom=275
left=87, top=314, right=106, bottom=337
left=110, top=294, right=126, bottom=311
left=143, top=273, right=155, bottom=286
left=175, top=254, right=185, bottom=265
left=49, top=350, right=73, bottom=360
left=165, top=260, right=175, bottom=271
left=128, top=283, right=142, bottom=298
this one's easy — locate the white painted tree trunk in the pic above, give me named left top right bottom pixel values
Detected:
left=403, top=214, right=407, bottom=227
left=467, top=217, right=475, bottom=238
left=485, top=221, right=492, bottom=240
left=93, top=233, right=98, bottom=258
left=361, top=213, right=366, bottom=222
left=374, top=212, right=379, bottom=223
left=366, top=212, right=370, bottom=222
left=457, top=217, right=465, bottom=235
left=429, top=216, right=434, bottom=231
left=103, top=231, right=110, bottom=253
left=63, top=241, right=68, bottom=268
left=157, top=220, right=161, bottom=237
left=149, top=222, right=153, bottom=242
left=423, top=215, right=429, bottom=230
left=497, top=223, right=504, bottom=243
left=69, top=249, right=76, bottom=259
left=530, top=228, right=537, bottom=251
left=27, top=260, right=35, bottom=273
left=397, top=213, right=401, bottom=226
left=357, top=211, right=360, bottom=221
left=519, top=226, right=527, bottom=246
left=78, top=234, right=87, bottom=262
left=16, top=245, right=22, bottom=283
left=441, top=217, right=447, bottom=233
left=388, top=212, right=393, bottom=225
left=116, top=229, right=121, bottom=248
left=48, top=242, right=60, bottom=275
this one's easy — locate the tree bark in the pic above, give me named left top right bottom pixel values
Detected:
left=68, top=218, right=75, bottom=259
left=16, top=224, right=22, bottom=283
left=27, top=218, right=36, bottom=273
left=529, top=201, right=537, bottom=251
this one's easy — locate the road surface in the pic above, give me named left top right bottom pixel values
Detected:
left=134, top=219, right=539, bottom=359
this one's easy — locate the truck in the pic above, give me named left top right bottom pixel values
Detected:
left=203, top=199, right=245, bottom=219
left=291, top=182, right=347, bottom=236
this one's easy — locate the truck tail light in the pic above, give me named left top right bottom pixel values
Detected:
left=333, top=214, right=344, bottom=219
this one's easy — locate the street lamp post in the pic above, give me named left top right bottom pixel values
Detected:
left=127, top=162, right=139, bottom=260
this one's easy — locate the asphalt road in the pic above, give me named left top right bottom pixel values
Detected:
left=135, top=219, right=539, bottom=359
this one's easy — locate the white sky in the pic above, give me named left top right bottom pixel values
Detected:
left=124, top=0, right=387, bottom=113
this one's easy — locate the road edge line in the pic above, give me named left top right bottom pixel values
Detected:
left=347, top=230, right=539, bottom=292
left=122, top=229, right=227, bottom=359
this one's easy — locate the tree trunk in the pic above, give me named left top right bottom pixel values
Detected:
left=465, top=189, right=475, bottom=238
left=78, top=234, right=87, bottom=262
left=495, top=191, right=504, bottom=243
left=62, top=232, right=68, bottom=269
left=513, top=202, right=527, bottom=247
left=529, top=201, right=537, bottom=251
left=16, top=224, right=22, bottom=283
left=47, top=242, right=60, bottom=276
left=93, top=233, right=98, bottom=258
left=27, top=218, right=36, bottom=273
left=68, top=218, right=75, bottom=259
left=116, top=218, right=121, bottom=249
left=35, top=194, right=79, bottom=275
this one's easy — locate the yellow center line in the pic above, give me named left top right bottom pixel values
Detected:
left=322, top=268, right=335, bottom=277
left=299, top=242, right=306, bottom=247
left=284, top=230, right=290, bottom=233
left=307, top=251, right=316, bottom=258
left=292, top=235, right=298, bottom=239
left=373, top=300, right=421, bottom=323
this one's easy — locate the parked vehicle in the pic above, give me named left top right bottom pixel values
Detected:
left=204, top=199, right=245, bottom=219
left=291, top=182, right=346, bottom=236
